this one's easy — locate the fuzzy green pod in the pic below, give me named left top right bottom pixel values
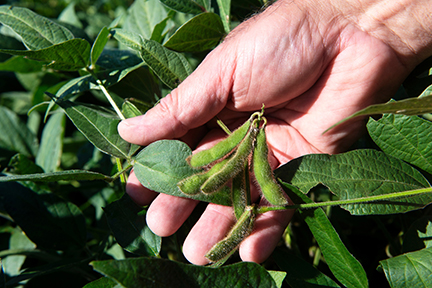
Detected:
left=177, top=159, right=229, bottom=195
left=231, top=162, right=250, bottom=220
left=200, top=126, right=259, bottom=194
left=186, top=118, right=252, bottom=168
left=205, top=205, right=256, bottom=264
left=253, top=127, right=289, bottom=206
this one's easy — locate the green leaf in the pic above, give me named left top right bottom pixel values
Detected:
left=367, top=114, right=432, bottom=175
left=403, top=216, right=432, bottom=253
left=326, top=95, right=432, bottom=133
left=164, top=12, right=224, bottom=52
left=104, top=194, right=161, bottom=257
left=267, top=271, right=286, bottom=288
left=122, top=101, right=144, bottom=118
left=123, top=0, right=168, bottom=40
left=0, top=55, right=44, bottom=73
left=379, top=247, right=432, bottom=288
left=109, top=66, right=160, bottom=104
left=2, top=227, right=36, bottom=277
left=159, top=0, right=204, bottom=14
left=36, top=112, right=65, bottom=172
left=0, top=106, right=39, bottom=158
left=275, top=149, right=432, bottom=215
left=113, top=29, right=192, bottom=88
left=0, top=39, right=91, bottom=71
left=58, top=3, right=82, bottom=29
left=133, top=140, right=232, bottom=206
left=272, top=247, right=340, bottom=287
left=6, top=154, right=44, bottom=175
left=0, top=170, right=113, bottom=183
left=0, top=181, right=86, bottom=250
left=50, top=97, right=140, bottom=159
left=0, top=5, right=74, bottom=50
left=53, top=57, right=144, bottom=101
left=217, top=0, right=231, bottom=33
left=91, top=27, right=111, bottom=68
left=91, top=257, right=278, bottom=288
left=280, top=182, right=368, bottom=288
left=150, top=15, right=172, bottom=43
left=83, top=277, right=120, bottom=288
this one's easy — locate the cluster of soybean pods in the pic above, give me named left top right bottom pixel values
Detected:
left=177, top=108, right=289, bottom=266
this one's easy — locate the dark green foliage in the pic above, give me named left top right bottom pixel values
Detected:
left=0, top=0, right=431, bottom=287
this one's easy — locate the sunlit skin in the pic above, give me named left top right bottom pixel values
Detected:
left=118, top=0, right=432, bottom=265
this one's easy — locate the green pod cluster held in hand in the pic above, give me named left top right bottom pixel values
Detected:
left=177, top=159, right=229, bottom=195
left=200, top=126, right=259, bottom=194
left=186, top=114, right=258, bottom=168
left=205, top=205, right=257, bottom=265
left=253, top=127, right=289, bottom=206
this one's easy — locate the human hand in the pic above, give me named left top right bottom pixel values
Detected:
left=118, top=0, right=432, bottom=265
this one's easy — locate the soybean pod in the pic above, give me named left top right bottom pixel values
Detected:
left=187, top=113, right=259, bottom=168
left=205, top=205, right=256, bottom=265
left=200, top=124, right=259, bottom=194
left=253, top=126, right=289, bottom=206
left=231, top=161, right=250, bottom=219
left=177, top=159, right=229, bottom=195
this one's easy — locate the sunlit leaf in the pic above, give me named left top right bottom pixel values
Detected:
left=133, top=140, right=232, bottom=206
left=0, top=39, right=90, bottom=71
left=367, top=114, right=432, bottom=175
left=113, top=29, right=192, bottom=88
left=91, top=257, right=278, bottom=288
left=36, top=112, right=65, bottom=172
left=58, top=3, right=82, bottom=29
left=380, top=247, right=432, bottom=288
left=0, top=170, right=113, bottom=182
left=281, top=182, right=368, bottom=288
left=326, top=95, right=432, bottom=133
left=217, top=0, right=231, bottom=33
left=0, top=55, right=44, bottom=73
left=123, top=0, right=168, bottom=40
left=158, top=0, right=204, bottom=14
left=91, top=27, right=111, bottom=68
left=6, top=154, right=44, bottom=175
left=0, top=106, right=38, bottom=158
left=164, top=12, right=224, bottom=52
left=276, top=149, right=432, bottom=215
left=403, top=216, right=432, bottom=253
left=50, top=96, right=140, bottom=159
left=0, top=5, right=74, bottom=50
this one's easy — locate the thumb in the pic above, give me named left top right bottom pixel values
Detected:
left=118, top=49, right=233, bottom=146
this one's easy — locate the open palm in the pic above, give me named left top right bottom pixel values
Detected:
left=118, top=0, right=415, bottom=265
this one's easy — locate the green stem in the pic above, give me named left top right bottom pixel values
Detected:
left=88, top=68, right=125, bottom=120
left=257, top=187, right=432, bottom=214
left=113, top=159, right=132, bottom=183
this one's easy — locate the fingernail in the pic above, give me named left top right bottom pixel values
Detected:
left=119, top=116, right=142, bottom=128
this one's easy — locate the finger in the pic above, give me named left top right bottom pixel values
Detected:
left=239, top=207, right=294, bottom=263
left=125, top=170, right=158, bottom=206
left=146, top=193, right=199, bottom=237
left=117, top=47, right=234, bottom=146
left=182, top=204, right=236, bottom=265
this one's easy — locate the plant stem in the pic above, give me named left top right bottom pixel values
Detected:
left=112, top=160, right=132, bottom=182
left=257, top=187, right=432, bottom=213
left=96, top=78, right=125, bottom=120
left=87, top=68, right=125, bottom=120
